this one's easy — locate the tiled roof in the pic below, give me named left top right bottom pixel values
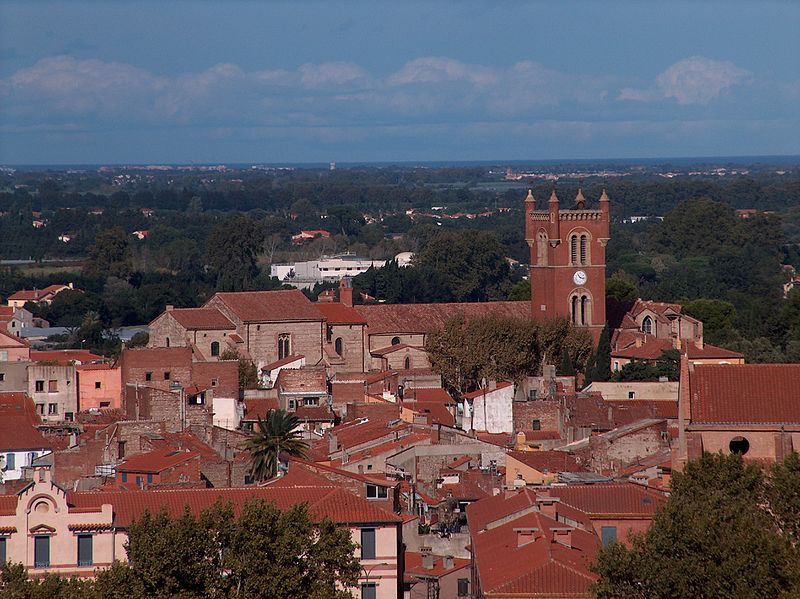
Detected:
left=8, top=289, right=44, bottom=301
left=315, top=303, right=366, bottom=325
left=549, top=483, right=667, bottom=517
left=0, top=392, right=49, bottom=451
left=31, top=349, right=104, bottom=364
left=402, top=400, right=454, bottom=427
left=607, top=400, right=678, bottom=420
left=690, top=364, right=800, bottom=424
left=409, top=387, right=455, bottom=404
left=166, top=308, right=235, bottom=330
left=334, top=432, right=430, bottom=466
left=117, top=448, right=199, bottom=473
left=370, top=343, right=421, bottom=357
left=212, top=289, right=323, bottom=323
left=242, top=396, right=279, bottom=420
left=405, top=551, right=470, bottom=578
left=67, top=485, right=400, bottom=526
left=507, top=451, right=585, bottom=474
left=612, top=337, right=743, bottom=361
left=355, top=301, right=530, bottom=334
left=326, top=417, right=410, bottom=452
left=277, top=367, right=328, bottom=394
left=262, top=354, right=304, bottom=371
left=0, top=329, right=29, bottom=348
left=463, top=381, right=513, bottom=399
left=293, top=405, right=336, bottom=421
left=76, top=363, right=113, bottom=372
left=146, top=432, right=220, bottom=461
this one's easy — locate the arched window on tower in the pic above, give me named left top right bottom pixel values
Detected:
left=570, top=235, right=578, bottom=265
left=642, top=316, right=653, bottom=335
left=210, top=341, right=219, bottom=357
left=571, top=295, right=579, bottom=325
left=537, top=230, right=548, bottom=266
left=580, top=235, right=588, bottom=265
left=404, top=356, right=411, bottom=370
left=334, top=337, right=343, bottom=356
left=580, top=295, right=589, bottom=326
left=278, top=334, right=291, bottom=360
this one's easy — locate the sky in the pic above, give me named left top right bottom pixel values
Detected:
left=0, top=1, right=798, bottom=164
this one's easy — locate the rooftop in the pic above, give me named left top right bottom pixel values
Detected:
left=164, top=307, right=236, bottom=330
left=211, top=289, right=323, bottom=323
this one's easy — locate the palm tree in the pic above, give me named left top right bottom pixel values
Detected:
left=244, top=409, right=309, bottom=481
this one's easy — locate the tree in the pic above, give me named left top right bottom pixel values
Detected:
left=592, top=452, right=800, bottom=598
left=590, top=324, right=612, bottom=382
left=221, top=347, right=259, bottom=389
left=766, top=451, right=800, bottom=545
left=84, top=227, right=132, bottom=280
left=206, top=214, right=264, bottom=291
left=244, top=409, right=309, bottom=481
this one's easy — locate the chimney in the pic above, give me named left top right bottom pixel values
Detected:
left=515, top=431, right=527, bottom=450
left=488, top=380, right=497, bottom=391
left=68, top=282, right=74, bottom=289
left=537, top=496, right=559, bottom=519
left=443, top=555, right=454, bottom=570
left=635, top=336, right=643, bottom=348
left=515, top=527, right=538, bottom=547
left=552, top=527, right=573, bottom=548
left=543, top=365, right=556, bottom=381
left=430, top=425, right=441, bottom=444
left=328, top=432, right=338, bottom=453
left=166, top=304, right=174, bottom=311
left=339, top=278, right=353, bottom=307
left=420, top=546, right=434, bottom=569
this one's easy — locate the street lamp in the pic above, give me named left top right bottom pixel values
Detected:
left=360, top=562, right=389, bottom=598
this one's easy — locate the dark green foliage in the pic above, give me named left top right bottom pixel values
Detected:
left=220, top=348, right=259, bottom=389
left=244, top=409, right=310, bottom=481
left=766, top=452, right=800, bottom=545
left=84, top=228, right=132, bottom=280
left=206, top=214, right=264, bottom=291
left=611, top=349, right=679, bottom=382
left=592, top=452, right=800, bottom=599
left=590, top=325, right=612, bottom=382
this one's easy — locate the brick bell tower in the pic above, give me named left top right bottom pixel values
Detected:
left=524, top=187, right=610, bottom=344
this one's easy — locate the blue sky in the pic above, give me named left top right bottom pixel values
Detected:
left=1, top=1, right=798, bottom=164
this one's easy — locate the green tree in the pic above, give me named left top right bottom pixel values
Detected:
left=766, top=451, right=800, bottom=545
left=244, top=410, right=309, bottom=481
left=85, top=227, right=132, bottom=280
left=591, top=325, right=612, bottom=382
left=507, top=279, right=531, bottom=301
left=206, top=214, right=264, bottom=291
left=592, top=452, right=800, bottom=599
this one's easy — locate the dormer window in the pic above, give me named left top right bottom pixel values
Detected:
left=642, top=316, right=653, bottom=335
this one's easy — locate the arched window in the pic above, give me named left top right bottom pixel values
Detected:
left=579, top=235, right=588, bottom=265
left=278, top=334, right=291, bottom=360
left=570, top=235, right=578, bottom=265
left=580, top=295, right=589, bottom=326
left=404, top=356, right=411, bottom=369
left=165, top=337, right=170, bottom=347
left=334, top=337, right=343, bottom=356
left=729, top=436, right=750, bottom=455
left=571, top=295, right=579, bottom=325
left=642, top=316, right=653, bottom=335
left=537, top=230, right=548, bottom=266
left=210, top=341, right=220, bottom=357
left=391, top=336, right=401, bottom=346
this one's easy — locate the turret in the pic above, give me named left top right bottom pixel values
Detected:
left=524, top=189, right=536, bottom=240
left=548, top=189, right=561, bottom=243
left=575, top=188, right=586, bottom=209
left=599, top=188, right=610, bottom=236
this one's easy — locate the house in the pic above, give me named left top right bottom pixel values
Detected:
left=76, top=364, right=122, bottom=411
left=147, top=306, right=238, bottom=360
left=405, top=551, right=471, bottom=599
left=459, top=382, right=515, bottom=434
left=316, top=282, right=368, bottom=373
left=260, top=354, right=305, bottom=389
left=677, top=359, right=800, bottom=467
left=27, top=363, right=78, bottom=423
left=0, top=464, right=402, bottom=599
left=0, top=393, right=51, bottom=481
left=0, top=330, right=31, bottom=362
left=6, top=284, right=74, bottom=308
left=0, top=306, right=37, bottom=338
left=504, top=450, right=586, bottom=487
left=583, top=381, right=678, bottom=402
left=114, top=448, right=202, bottom=489
left=30, top=349, right=104, bottom=365
left=291, top=229, right=331, bottom=244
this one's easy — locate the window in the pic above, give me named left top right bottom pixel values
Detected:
left=570, top=235, right=578, bottom=265
left=366, top=484, right=388, bottom=499
left=0, top=373, right=5, bottom=382
left=211, top=378, right=218, bottom=387
left=65, top=412, right=74, bottom=422
left=628, top=391, right=636, bottom=400
left=361, top=583, right=376, bottom=599
left=288, top=399, right=296, bottom=410
left=118, top=440, right=126, bottom=459
left=210, top=341, right=220, bottom=357
left=145, top=372, right=152, bottom=381
left=730, top=436, right=750, bottom=455
left=601, top=526, right=617, bottom=546
left=165, top=337, right=170, bottom=348
left=100, top=402, right=110, bottom=408
left=147, top=473, right=153, bottom=484
left=642, top=316, right=653, bottom=335
left=458, top=578, right=470, bottom=597
left=95, top=381, right=101, bottom=389
left=391, top=336, right=401, bottom=346
left=304, top=398, right=317, bottom=406
left=35, top=380, right=45, bottom=392
left=4, top=453, right=14, bottom=471
left=136, top=476, right=143, bottom=487
left=613, top=361, right=620, bottom=371
left=326, top=325, right=333, bottom=343
left=163, top=371, right=171, bottom=381
left=404, top=356, right=411, bottom=370
left=189, top=393, right=205, bottom=405
left=48, top=403, right=57, bottom=415
left=256, top=325, right=261, bottom=331
left=34, top=535, right=50, bottom=568
left=0, top=537, right=6, bottom=564
left=36, top=404, right=44, bottom=415
left=28, top=452, right=36, bottom=466
left=334, top=337, right=343, bottom=356
left=48, top=380, right=58, bottom=393
left=360, top=528, right=376, bottom=559
left=77, top=534, right=93, bottom=566
left=579, top=234, right=588, bottom=265
left=278, top=334, right=291, bottom=360
left=121, top=472, right=128, bottom=483
left=532, top=419, right=541, bottom=430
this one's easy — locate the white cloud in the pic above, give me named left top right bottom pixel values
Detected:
left=388, top=57, right=497, bottom=87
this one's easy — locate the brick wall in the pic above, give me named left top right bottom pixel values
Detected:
left=512, top=400, right=563, bottom=433
left=191, top=360, right=239, bottom=399
left=124, top=385, right=211, bottom=432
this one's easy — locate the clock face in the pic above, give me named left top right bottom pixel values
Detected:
left=573, top=270, right=587, bottom=286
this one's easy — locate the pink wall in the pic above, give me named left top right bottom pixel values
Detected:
left=77, top=366, right=122, bottom=411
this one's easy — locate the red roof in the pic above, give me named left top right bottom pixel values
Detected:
left=507, top=451, right=585, bottom=474
left=549, top=483, right=667, bottom=517
left=405, top=551, right=470, bottom=578
left=0, top=329, right=29, bottom=348
left=463, top=382, right=513, bottom=399
left=117, top=448, right=199, bottom=473
left=31, top=349, right=104, bottom=365
left=67, top=485, right=400, bottom=526
left=243, top=396, right=279, bottom=420
left=370, top=343, right=421, bottom=356
left=315, top=303, right=366, bottom=325
left=121, top=347, right=192, bottom=369
left=402, top=400, right=454, bottom=427
left=612, top=336, right=743, bottom=361
left=689, top=364, right=800, bottom=424
left=409, top=387, right=455, bottom=404
left=262, top=354, right=305, bottom=371
left=355, top=301, right=530, bottom=334
left=165, top=308, right=235, bottom=330
left=0, top=392, right=49, bottom=451
left=211, top=289, right=323, bottom=323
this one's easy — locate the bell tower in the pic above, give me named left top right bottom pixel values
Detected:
left=524, top=188, right=610, bottom=344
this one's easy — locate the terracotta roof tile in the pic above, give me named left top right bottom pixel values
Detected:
left=31, top=349, right=104, bottom=365
left=166, top=308, right=235, bottom=330
left=117, top=448, right=199, bottom=473
left=507, top=451, right=585, bottom=474
left=405, top=551, right=470, bottom=577
left=315, top=303, right=366, bottom=325
left=463, top=381, right=513, bottom=399
left=690, top=364, right=800, bottom=424
left=0, top=392, right=50, bottom=451
left=212, top=289, right=323, bottom=323
left=549, top=482, right=667, bottom=517
left=262, top=354, right=304, bottom=371
left=121, top=347, right=192, bottom=369
left=242, top=397, right=279, bottom=420
left=355, top=301, right=530, bottom=334
left=409, top=388, right=454, bottom=404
